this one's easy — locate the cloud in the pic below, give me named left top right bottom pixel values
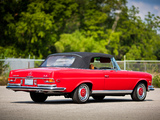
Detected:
left=127, top=0, right=160, bottom=34
left=128, top=0, right=160, bottom=6
left=127, top=0, right=160, bottom=20
left=153, top=6, right=160, bottom=16
left=154, top=6, right=159, bottom=11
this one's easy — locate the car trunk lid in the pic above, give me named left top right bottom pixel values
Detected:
left=10, top=67, right=60, bottom=78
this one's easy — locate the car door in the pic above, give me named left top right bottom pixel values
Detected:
left=104, top=69, right=133, bottom=90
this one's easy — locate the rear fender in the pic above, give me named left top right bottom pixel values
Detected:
left=73, top=80, right=93, bottom=91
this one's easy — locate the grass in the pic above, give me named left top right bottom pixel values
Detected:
left=152, top=74, right=160, bottom=88
left=0, top=71, right=9, bottom=86
left=0, top=76, right=8, bottom=86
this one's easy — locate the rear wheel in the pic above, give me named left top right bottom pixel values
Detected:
left=92, top=95, right=105, bottom=101
left=30, top=92, right=48, bottom=103
left=72, top=84, right=90, bottom=103
left=131, top=83, right=147, bottom=101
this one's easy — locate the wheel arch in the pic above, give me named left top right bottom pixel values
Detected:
left=133, top=80, right=148, bottom=91
left=73, top=81, right=93, bottom=93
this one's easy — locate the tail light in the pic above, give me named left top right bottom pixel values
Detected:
left=8, top=78, right=16, bottom=82
left=44, top=78, right=55, bottom=83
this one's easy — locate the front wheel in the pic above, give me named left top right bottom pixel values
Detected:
left=131, top=83, right=147, bottom=101
left=30, top=92, right=48, bottom=103
left=72, top=84, right=90, bottom=103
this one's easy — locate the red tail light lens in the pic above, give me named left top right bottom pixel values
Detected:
left=8, top=78, right=16, bottom=82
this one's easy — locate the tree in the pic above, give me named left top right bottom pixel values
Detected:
left=0, top=0, right=160, bottom=60
left=115, top=6, right=159, bottom=60
left=1, top=0, right=78, bottom=58
left=0, top=0, right=31, bottom=57
left=55, top=30, right=108, bottom=53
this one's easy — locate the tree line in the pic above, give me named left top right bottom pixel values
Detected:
left=0, top=0, right=160, bottom=60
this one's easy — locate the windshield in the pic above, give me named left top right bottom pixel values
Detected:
left=41, top=55, right=76, bottom=67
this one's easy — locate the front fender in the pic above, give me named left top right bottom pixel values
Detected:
left=133, top=79, right=148, bottom=90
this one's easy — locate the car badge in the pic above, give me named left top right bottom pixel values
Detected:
left=13, top=75, right=19, bottom=77
left=28, top=72, right=32, bottom=76
left=43, top=75, right=48, bottom=77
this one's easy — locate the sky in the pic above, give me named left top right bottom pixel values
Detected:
left=127, top=0, right=160, bottom=34
left=127, top=0, right=160, bottom=20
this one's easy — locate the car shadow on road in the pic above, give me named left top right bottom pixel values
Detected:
left=12, top=98, right=153, bottom=105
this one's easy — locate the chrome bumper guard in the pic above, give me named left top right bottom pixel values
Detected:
left=6, top=83, right=66, bottom=93
left=148, top=85, right=154, bottom=91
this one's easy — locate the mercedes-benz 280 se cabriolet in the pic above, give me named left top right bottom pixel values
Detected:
left=6, top=52, right=154, bottom=103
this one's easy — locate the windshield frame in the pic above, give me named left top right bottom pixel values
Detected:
left=111, top=57, right=121, bottom=70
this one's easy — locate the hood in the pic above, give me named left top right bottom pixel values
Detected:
left=125, top=70, right=152, bottom=78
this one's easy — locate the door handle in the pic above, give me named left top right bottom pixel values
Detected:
left=105, top=75, right=109, bottom=78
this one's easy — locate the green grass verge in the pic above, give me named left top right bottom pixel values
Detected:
left=152, top=75, right=160, bottom=88
left=0, top=76, right=8, bottom=86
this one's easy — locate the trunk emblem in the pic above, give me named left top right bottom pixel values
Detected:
left=26, top=72, right=33, bottom=78
left=13, top=75, right=19, bottom=77
left=28, top=72, right=32, bottom=76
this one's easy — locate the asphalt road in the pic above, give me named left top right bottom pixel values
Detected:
left=0, top=86, right=160, bottom=120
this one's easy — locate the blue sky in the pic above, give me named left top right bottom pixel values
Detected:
left=127, top=0, right=160, bottom=20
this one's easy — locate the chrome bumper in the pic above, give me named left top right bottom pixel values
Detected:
left=148, top=85, right=154, bottom=91
left=6, top=83, right=66, bottom=93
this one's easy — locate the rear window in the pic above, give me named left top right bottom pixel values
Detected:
left=41, top=55, right=76, bottom=67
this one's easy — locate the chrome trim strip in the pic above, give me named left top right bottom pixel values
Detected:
left=148, top=85, right=154, bottom=91
left=92, top=90, right=133, bottom=94
left=6, top=86, right=66, bottom=92
left=26, top=76, right=33, bottom=78
left=8, top=77, right=54, bottom=79
left=38, top=84, right=57, bottom=87
left=7, top=83, right=21, bottom=86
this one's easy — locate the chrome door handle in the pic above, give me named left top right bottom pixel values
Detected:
left=105, top=75, right=109, bottom=78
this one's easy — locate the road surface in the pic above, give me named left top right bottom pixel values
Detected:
left=0, top=86, right=160, bottom=120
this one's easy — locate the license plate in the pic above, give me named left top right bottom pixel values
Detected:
left=25, top=79, right=33, bottom=85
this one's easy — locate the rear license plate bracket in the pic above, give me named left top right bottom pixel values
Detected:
left=25, top=79, right=33, bottom=85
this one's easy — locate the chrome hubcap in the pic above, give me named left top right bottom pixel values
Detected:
left=137, top=84, right=146, bottom=100
left=78, top=85, right=89, bottom=102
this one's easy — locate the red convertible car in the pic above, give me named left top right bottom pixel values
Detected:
left=6, top=52, right=154, bottom=103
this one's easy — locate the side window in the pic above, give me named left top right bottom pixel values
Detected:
left=89, top=57, right=114, bottom=70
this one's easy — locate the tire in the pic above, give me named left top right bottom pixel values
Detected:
left=30, top=92, right=48, bottom=103
left=92, top=95, right=105, bottom=101
left=72, top=84, right=90, bottom=103
left=131, top=83, right=147, bottom=101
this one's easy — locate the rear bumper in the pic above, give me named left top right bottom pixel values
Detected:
left=6, top=83, right=66, bottom=93
left=148, top=85, right=154, bottom=91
